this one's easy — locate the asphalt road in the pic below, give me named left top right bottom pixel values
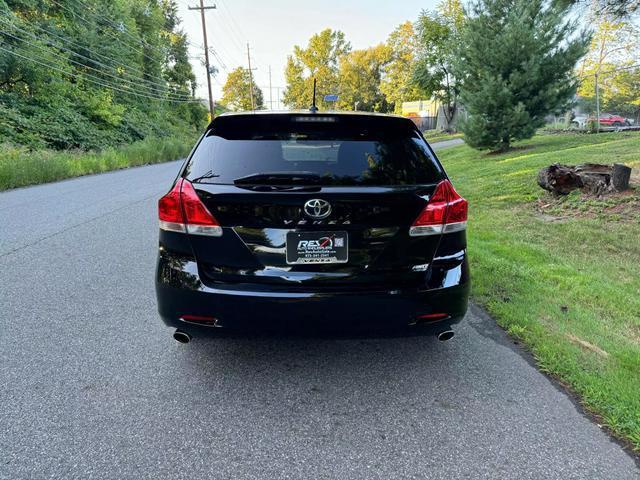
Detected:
left=430, top=137, right=465, bottom=150
left=1, top=154, right=638, bottom=480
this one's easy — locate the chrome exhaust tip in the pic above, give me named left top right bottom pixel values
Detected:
left=173, top=330, right=192, bottom=344
left=437, top=330, right=455, bottom=342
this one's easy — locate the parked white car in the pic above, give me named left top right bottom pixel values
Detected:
left=571, top=115, right=588, bottom=128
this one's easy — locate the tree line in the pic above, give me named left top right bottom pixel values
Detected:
left=280, top=0, right=593, bottom=152
left=222, top=0, right=638, bottom=152
left=0, top=0, right=208, bottom=151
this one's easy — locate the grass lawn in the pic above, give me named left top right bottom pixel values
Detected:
left=438, top=131, right=640, bottom=450
left=423, top=130, right=464, bottom=143
left=0, top=135, right=197, bottom=191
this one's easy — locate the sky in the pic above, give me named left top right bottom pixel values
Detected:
left=175, top=0, right=438, bottom=109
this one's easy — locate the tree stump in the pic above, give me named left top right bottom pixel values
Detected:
left=537, top=164, right=583, bottom=195
left=612, top=163, right=632, bottom=191
left=537, top=163, right=631, bottom=196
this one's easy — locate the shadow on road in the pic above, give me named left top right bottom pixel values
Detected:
left=169, top=329, right=473, bottom=414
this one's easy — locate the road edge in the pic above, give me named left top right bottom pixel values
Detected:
left=468, top=302, right=640, bottom=465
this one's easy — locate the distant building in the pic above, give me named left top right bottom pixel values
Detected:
left=401, top=100, right=439, bottom=117
left=401, top=100, right=439, bottom=131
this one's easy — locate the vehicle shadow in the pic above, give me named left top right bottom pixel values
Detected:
left=168, top=323, right=476, bottom=411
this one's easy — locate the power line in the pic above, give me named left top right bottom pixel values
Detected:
left=183, top=0, right=249, bottom=71
left=0, top=31, right=192, bottom=101
left=216, top=0, right=247, bottom=53
left=207, top=7, right=244, bottom=59
left=209, top=47, right=228, bottom=72
left=214, top=0, right=269, bottom=74
left=188, top=9, right=244, bottom=68
left=0, top=11, right=198, bottom=100
left=0, top=13, right=153, bottom=82
left=579, top=62, right=640, bottom=79
left=188, top=41, right=236, bottom=73
left=68, top=0, right=161, bottom=53
left=54, top=0, right=164, bottom=62
left=0, top=22, right=194, bottom=101
left=188, top=1, right=217, bottom=116
left=0, top=45, right=200, bottom=103
left=70, top=0, right=204, bottom=81
left=48, top=0, right=165, bottom=67
left=3, top=2, right=219, bottom=104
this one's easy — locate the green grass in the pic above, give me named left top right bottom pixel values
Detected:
left=423, top=130, right=464, bottom=143
left=438, top=131, right=640, bottom=450
left=0, top=135, right=197, bottom=191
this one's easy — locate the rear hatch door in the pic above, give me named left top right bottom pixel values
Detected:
left=183, top=113, right=446, bottom=290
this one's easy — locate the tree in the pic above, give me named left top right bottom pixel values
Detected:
left=220, top=67, right=264, bottom=111
left=380, top=22, right=423, bottom=113
left=283, top=29, right=351, bottom=110
left=604, top=67, right=640, bottom=119
left=453, top=0, right=589, bottom=151
left=577, top=15, right=639, bottom=116
left=0, top=0, right=206, bottom=150
left=578, top=15, right=639, bottom=78
left=336, top=44, right=392, bottom=112
left=162, top=0, right=197, bottom=98
left=413, top=0, right=465, bottom=129
left=559, top=0, right=639, bottom=19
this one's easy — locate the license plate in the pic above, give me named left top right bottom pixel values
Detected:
left=286, top=231, right=349, bottom=265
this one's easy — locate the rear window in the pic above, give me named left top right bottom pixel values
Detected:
left=185, top=114, right=444, bottom=186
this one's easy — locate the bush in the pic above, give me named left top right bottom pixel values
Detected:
left=0, top=136, right=196, bottom=190
left=0, top=91, right=208, bottom=152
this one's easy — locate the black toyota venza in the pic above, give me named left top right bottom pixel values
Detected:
left=156, top=112, right=469, bottom=343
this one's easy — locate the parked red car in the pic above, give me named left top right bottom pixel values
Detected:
left=589, top=113, right=630, bottom=127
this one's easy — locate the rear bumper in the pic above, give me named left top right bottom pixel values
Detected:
left=155, top=250, right=470, bottom=335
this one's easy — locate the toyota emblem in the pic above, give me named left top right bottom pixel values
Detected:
left=304, top=199, right=332, bottom=219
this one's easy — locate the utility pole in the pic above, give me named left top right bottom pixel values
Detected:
left=246, top=43, right=255, bottom=110
left=595, top=72, right=600, bottom=133
left=268, top=65, right=273, bottom=110
left=188, top=1, right=216, bottom=118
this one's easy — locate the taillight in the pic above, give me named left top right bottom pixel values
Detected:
left=179, top=180, right=222, bottom=236
left=158, top=180, right=185, bottom=233
left=410, top=180, right=467, bottom=236
left=158, top=178, right=222, bottom=236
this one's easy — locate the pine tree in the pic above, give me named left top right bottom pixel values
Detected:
left=454, top=0, right=589, bottom=151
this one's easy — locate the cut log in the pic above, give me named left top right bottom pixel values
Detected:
left=537, top=163, right=632, bottom=196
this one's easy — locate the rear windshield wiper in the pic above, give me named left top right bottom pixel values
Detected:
left=233, top=172, right=324, bottom=185
left=190, top=170, right=220, bottom=184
